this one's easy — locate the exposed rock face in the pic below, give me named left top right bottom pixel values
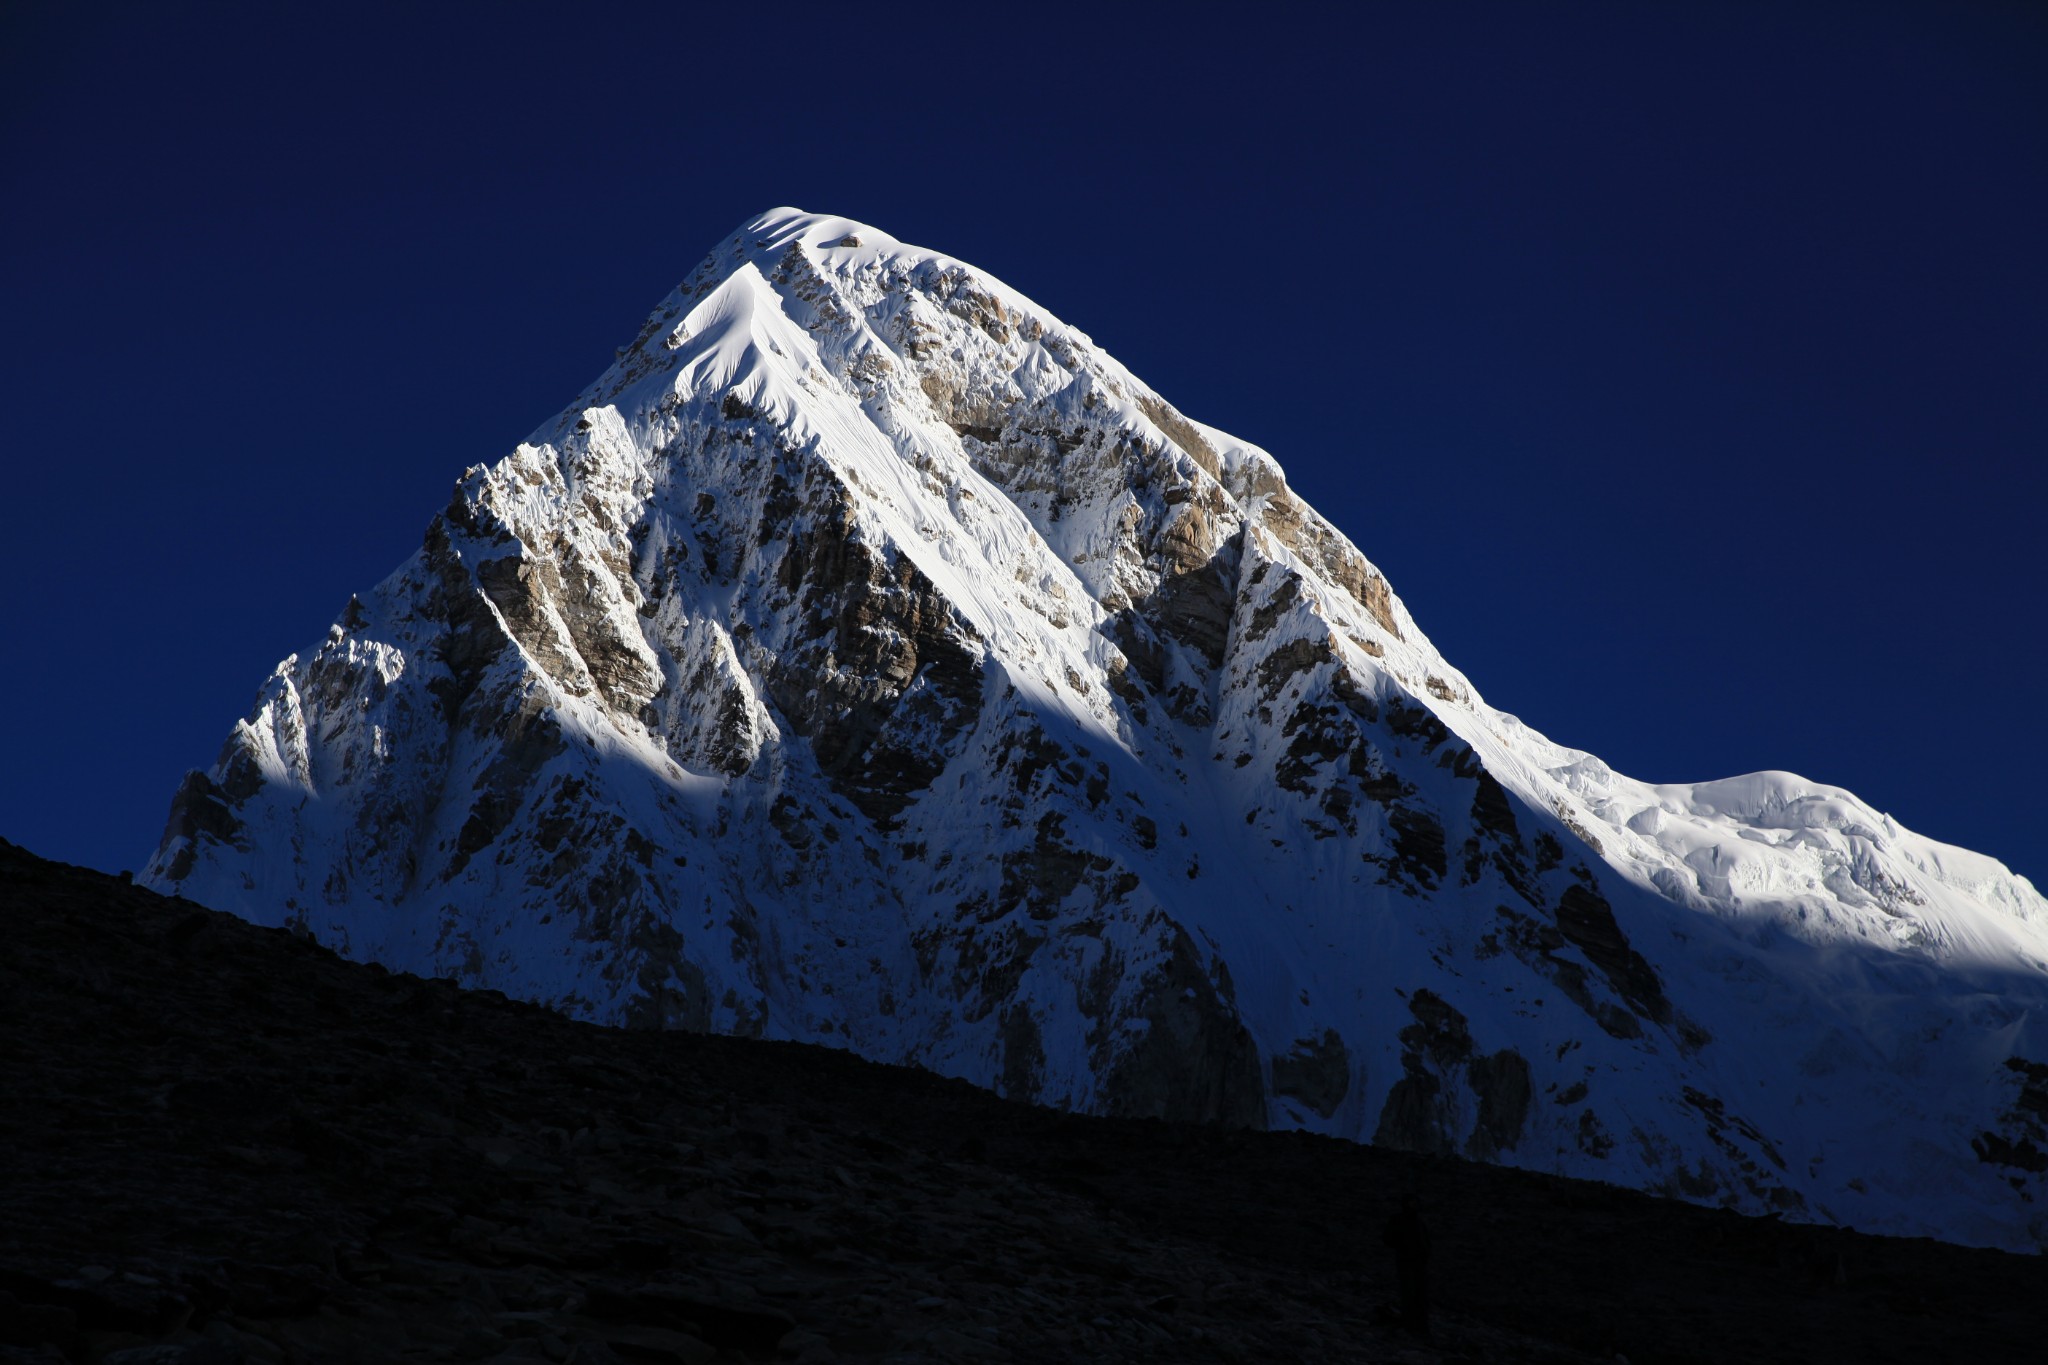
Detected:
left=1372, top=989, right=1532, bottom=1160
left=1096, top=927, right=1267, bottom=1129
left=144, top=209, right=2048, bottom=1250
left=1973, top=1057, right=2048, bottom=1176
left=1272, top=1029, right=1353, bottom=1120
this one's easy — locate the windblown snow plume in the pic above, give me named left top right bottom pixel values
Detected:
left=147, top=210, right=2048, bottom=1250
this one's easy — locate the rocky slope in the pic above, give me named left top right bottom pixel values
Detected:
left=10, top=839, right=2047, bottom=1365
left=143, top=209, right=2048, bottom=1251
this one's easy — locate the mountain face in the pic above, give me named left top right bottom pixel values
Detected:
left=145, top=209, right=2048, bottom=1250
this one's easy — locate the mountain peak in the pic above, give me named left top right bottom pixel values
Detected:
left=145, top=212, right=2048, bottom=1251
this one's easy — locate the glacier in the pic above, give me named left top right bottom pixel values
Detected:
left=144, top=208, right=2048, bottom=1250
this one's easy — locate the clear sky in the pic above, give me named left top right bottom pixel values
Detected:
left=2, top=1, right=2042, bottom=887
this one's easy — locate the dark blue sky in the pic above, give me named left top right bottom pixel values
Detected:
left=3, top=1, right=2043, bottom=887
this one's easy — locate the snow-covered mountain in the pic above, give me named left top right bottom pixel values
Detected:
left=145, top=209, right=2048, bottom=1251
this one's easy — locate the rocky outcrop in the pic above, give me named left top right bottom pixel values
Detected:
left=1271, top=1029, right=1353, bottom=1119
left=1373, top=989, right=1534, bottom=1159
left=1096, top=929, right=1266, bottom=1129
left=1555, top=884, right=1672, bottom=1028
left=1973, top=1057, right=2048, bottom=1176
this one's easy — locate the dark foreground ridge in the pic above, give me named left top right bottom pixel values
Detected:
left=2, top=840, right=2039, bottom=1364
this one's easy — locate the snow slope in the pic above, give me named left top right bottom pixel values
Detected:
left=145, top=209, right=2048, bottom=1250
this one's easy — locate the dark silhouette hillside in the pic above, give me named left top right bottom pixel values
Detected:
left=1, top=837, right=2039, bottom=1363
